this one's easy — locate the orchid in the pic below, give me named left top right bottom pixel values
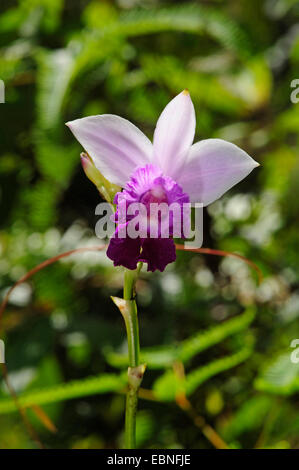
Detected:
left=67, top=90, right=259, bottom=273
left=66, top=90, right=259, bottom=449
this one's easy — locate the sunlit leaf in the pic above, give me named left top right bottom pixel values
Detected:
left=153, top=345, right=253, bottom=401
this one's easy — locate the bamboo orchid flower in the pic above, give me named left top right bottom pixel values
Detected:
left=66, top=90, right=259, bottom=272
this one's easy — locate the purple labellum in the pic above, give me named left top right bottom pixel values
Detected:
left=107, top=164, right=189, bottom=271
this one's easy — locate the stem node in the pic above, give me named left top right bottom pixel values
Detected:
left=128, top=364, right=146, bottom=390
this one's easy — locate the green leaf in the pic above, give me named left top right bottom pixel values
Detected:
left=220, top=395, right=273, bottom=441
left=186, top=344, right=253, bottom=395
left=136, top=410, right=155, bottom=448
left=140, top=55, right=245, bottom=115
left=179, top=307, right=256, bottom=363
left=104, top=345, right=178, bottom=370
left=104, top=308, right=256, bottom=369
left=24, top=181, right=59, bottom=230
left=115, top=4, right=252, bottom=57
left=33, top=3, right=252, bottom=133
left=153, top=345, right=253, bottom=402
left=34, top=135, right=78, bottom=186
left=255, top=353, right=299, bottom=396
left=36, top=48, right=75, bottom=131
left=0, top=374, right=127, bottom=414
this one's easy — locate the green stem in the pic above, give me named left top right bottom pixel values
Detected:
left=125, top=367, right=140, bottom=449
left=122, top=268, right=145, bottom=449
left=123, top=268, right=137, bottom=300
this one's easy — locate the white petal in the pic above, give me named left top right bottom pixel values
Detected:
left=153, top=90, right=196, bottom=179
left=66, top=114, right=153, bottom=187
left=177, top=139, right=259, bottom=205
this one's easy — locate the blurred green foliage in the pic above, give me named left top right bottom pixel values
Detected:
left=0, top=0, right=299, bottom=449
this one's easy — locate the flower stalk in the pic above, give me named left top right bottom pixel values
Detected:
left=112, top=267, right=145, bottom=449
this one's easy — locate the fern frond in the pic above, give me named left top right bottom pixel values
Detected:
left=179, top=307, right=256, bottom=363
left=255, top=354, right=299, bottom=395
left=116, top=4, right=252, bottom=57
left=153, top=345, right=253, bottom=402
left=104, top=308, right=256, bottom=369
left=186, top=344, right=253, bottom=396
left=140, top=55, right=245, bottom=115
left=0, top=374, right=126, bottom=414
left=220, top=395, right=273, bottom=441
left=36, top=49, right=75, bottom=131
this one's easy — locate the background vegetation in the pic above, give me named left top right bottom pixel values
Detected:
left=0, top=0, right=299, bottom=449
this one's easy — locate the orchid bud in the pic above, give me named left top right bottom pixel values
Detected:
left=80, top=152, right=120, bottom=203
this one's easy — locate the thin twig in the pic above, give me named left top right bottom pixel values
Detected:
left=175, top=244, right=263, bottom=284
left=173, top=361, right=230, bottom=449
left=1, top=363, right=44, bottom=449
left=30, top=405, right=58, bottom=434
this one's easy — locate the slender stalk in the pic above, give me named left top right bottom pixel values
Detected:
left=122, top=291, right=140, bottom=367
left=113, top=267, right=145, bottom=449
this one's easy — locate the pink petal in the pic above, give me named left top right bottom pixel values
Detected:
left=66, top=115, right=153, bottom=187
left=153, top=90, right=196, bottom=180
left=177, top=139, right=259, bottom=205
